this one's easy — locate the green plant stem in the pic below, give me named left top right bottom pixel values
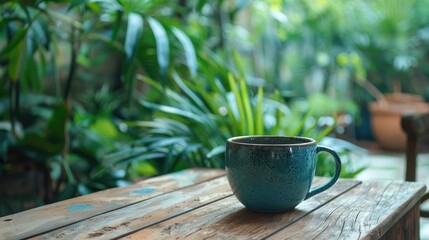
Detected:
left=61, top=25, right=79, bottom=184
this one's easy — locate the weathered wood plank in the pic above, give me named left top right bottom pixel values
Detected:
left=121, top=178, right=361, bottom=240
left=0, top=168, right=225, bottom=240
left=31, top=177, right=232, bottom=240
left=266, top=181, right=426, bottom=240
left=379, top=203, right=420, bottom=240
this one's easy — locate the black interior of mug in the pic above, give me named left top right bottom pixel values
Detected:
left=230, top=136, right=314, bottom=145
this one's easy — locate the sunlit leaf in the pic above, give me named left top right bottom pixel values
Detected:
left=255, top=87, right=264, bottom=135
left=147, top=17, right=169, bottom=78
left=124, top=12, right=143, bottom=62
left=140, top=100, right=204, bottom=123
left=239, top=78, right=254, bottom=135
left=228, top=74, right=246, bottom=134
left=172, top=72, right=208, bottom=111
left=172, top=27, right=197, bottom=77
left=91, top=117, right=119, bottom=139
left=206, top=145, right=225, bottom=159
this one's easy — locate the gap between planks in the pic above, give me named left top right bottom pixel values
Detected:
left=265, top=181, right=426, bottom=240
left=118, top=178, right=362, bottom=240
left=32, top=177, right=233, bottom=240
left=0, top=168, right=226, bottom=240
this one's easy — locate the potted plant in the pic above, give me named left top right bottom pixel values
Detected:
left=337, top=51, right=429, bottom=151
left=368, top=85, right=429, bottom=151
left=355, top=71, right=429, bottom=151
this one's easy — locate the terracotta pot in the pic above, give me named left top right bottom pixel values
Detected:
left=369, top=94, right=429, bottom=151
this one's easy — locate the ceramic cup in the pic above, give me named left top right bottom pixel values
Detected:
left=225, top=136, right=341, bottom=212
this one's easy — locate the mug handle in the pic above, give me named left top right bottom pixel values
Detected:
left=304, top=145, right=342, bottom=200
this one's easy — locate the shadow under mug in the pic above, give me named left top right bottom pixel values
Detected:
left=225, top=135, right=342, bottom=212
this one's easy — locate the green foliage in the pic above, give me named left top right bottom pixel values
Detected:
left=109, top=53, right=337, bottom=175
left=195, top=0, right=429, bottom=101
left=0, top=0, right=390, bottom=216
left=0, top=0, right=201, bottom=215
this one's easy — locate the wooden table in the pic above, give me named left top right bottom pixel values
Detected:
left=0, top=168, right=426, bottom=240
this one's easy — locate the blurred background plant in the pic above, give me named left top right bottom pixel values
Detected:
left=2, top=0, right=428, bottom=216
left=0, top=0, right=199, bottom=215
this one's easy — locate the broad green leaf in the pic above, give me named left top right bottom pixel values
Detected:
left=172, top=27, right=197, bottom=77
left=147, top=17, right=169, bottom=78
left=22, top=57, right=40, bottom=92
left=133, top=161, right=158, bottom=176
left=124, top=13, right=143, bottom=61
left=45, top=104, right=68, bottom=145
left=0, top=28, right=28, bottom=58
left=91, top=117, right=119, bottom=139
left=7, top=35, right=27, bottom=82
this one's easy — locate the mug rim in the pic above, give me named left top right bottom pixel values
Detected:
left=227, top=135, right=316, bottom=147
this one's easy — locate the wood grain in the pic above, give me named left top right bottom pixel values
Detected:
left=2, top=167, right=425, bottom=240
left=266, top=181, right=426, bottom=240
left=31, top=177, right=232, bottom=240
left=121, top=178, right=361, bottom=240
left=0, top=168, right=225, bottom=240
left=379, top=203, right=420, bottom=240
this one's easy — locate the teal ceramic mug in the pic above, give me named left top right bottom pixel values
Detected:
left=225, top=136, right=341, bottom=212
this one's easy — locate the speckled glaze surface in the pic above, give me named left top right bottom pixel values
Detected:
left=225, top=136, right=341, bottom=212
